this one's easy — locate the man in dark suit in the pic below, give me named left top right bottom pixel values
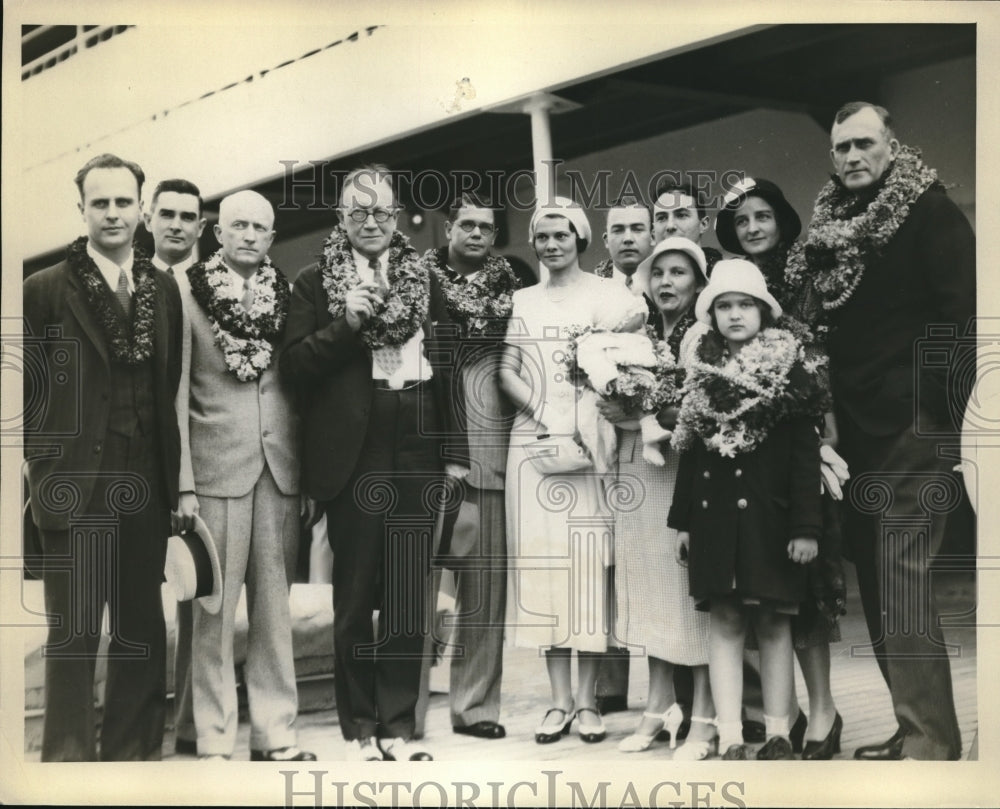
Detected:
left=143, top=177, right=205, bottom=757
left=801, top=102, right=975, bottom=760
left=282, top=165, right=467, bottom=762
left=23, top=153, right=183, bottom=761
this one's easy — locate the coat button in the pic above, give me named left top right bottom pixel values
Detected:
left=737, top=498, right=748, bottom=509
left=262, top=429, right=271, bottom=438
left=701, top=500, right=709, bottom=509
left=93, top=442, right=102, bottom=454
left=735, top=468, right=743, bottom=478
left=703, top=470, right=710, bottom=479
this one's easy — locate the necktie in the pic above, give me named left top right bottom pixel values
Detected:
left=369, top=257, right=404, bottom=377
left=115, top=266, right=132, bottom=316
left=625, top=274, right=634, bottom=290
left=445, top=267, right=466, bottom=286
left=241, top=278, right=255, bottom=311
left=166, top=266, right=175, bottom=277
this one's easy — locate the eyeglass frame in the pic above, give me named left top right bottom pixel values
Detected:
left=451, top=219, right=498, bottom=236
left=339, top=206, right=401, bottom=224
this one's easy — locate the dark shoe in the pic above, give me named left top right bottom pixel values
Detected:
left=596, top=694, right=628, bottom=714
left=379, top=737, right=433, bottom=761
left=721, top=743, right=749, bottom=760
left=454, top=720, right=506, bottom=739
left=250, top=746, right=317, bottom=762
left=789, top=710, right=808, bottom=754
left=854, top=727, right=905, bottom=760
left=534, top=706, right=574, bottom=744
left=742, top=719, right=766, bottom=743
left=802, top=713, right=843, bottom=760
left=174, top=738, right=197, bottom=756
left=756, top=735, right=795, bottom=760
left=575, top=707, right=607, bottom=743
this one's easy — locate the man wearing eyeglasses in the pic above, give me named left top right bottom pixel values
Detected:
left=423, top=194, right=521, bottom=742
left=282, top=165, right=468, bottom=762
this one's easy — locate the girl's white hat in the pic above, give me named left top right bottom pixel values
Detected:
left=694, top=258, right=783, bottom=325
left=528, top=196, right=592, bottom=251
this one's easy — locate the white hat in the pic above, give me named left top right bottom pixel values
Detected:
left=638, top=237, right=708, bottom=285
left=694, top=258, right=782, bottom=325
left=529, top=196, right=592, bottom=251
left=163, top=513, right=223, bottom=614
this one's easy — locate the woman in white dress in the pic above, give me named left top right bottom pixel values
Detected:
left=500, top=198, right=639, bottom=745
left=611, top=238, right=717, bottom=759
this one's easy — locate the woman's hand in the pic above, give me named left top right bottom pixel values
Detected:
left=595, top=398, right=634, bottom=424
left=538, top=403, right=576, bottom=435
left=675, top=531, right=691, bottom=566
left=787, top=537, right=818, bottom=565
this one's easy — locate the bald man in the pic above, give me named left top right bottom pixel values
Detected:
left=175, top=190, right=314, bottom=761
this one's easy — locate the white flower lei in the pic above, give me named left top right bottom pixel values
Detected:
left=671, top=327, right=828, bottom=457
left=191, top=250, right=287, bottom=381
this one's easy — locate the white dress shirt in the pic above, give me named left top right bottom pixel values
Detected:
left=611, top=263, right=646, bottom=296
left=151, top=254, right=197, bottom=275
left=353, top=248, right=432, bottom=386
left=87, top=241, right=135, bottom=294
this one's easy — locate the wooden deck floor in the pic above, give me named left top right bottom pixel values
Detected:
left=158, top=566, right=978, bottom=763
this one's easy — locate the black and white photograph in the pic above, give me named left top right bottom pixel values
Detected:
left=2, top=1, right=997, bottom=805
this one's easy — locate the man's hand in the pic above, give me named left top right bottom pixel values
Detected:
left=444, top=463, right=470, bottom=481
left=595, top=398, right=632, bottom=424
left=675, top=530, right=690, bottom=566
left=174, top=491, right=199, bottom=533
left=344, top=282, right=383, bottom=332
left=787, top=537, right=818, bottom=565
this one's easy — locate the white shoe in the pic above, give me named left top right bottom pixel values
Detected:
left=617, top=704, right=684, bottom=752
left=378, top=737, right=433, bottom=761
left=673, top=716, right=719, bottom=761
left=345, top=737, right=382, bottom=761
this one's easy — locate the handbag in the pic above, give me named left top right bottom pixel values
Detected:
left=525, top=433, right=593, bottom=475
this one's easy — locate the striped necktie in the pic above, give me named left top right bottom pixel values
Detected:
left=241, top=278, right=254, bottom=311
left=115, top=266, right=132, bottom=316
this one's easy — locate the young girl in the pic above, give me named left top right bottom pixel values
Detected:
left=668, top=259, right=828, bottom=760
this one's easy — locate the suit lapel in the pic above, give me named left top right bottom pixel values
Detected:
left=65, top=267, right=110, bottom=369
left=152, top=274, right=169, bottom=375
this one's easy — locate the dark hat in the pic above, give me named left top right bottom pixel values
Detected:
left=164, top=514, right=222, bottom=614
left=714, top=177, right=801, bottom=255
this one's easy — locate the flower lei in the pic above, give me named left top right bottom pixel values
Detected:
left=320, top=227, right=428, bottom=348
left=423, top=246, right=520, bottom=337
left=187, top=250, right=290, bottom=381
left=562, top=323, right=683, bottom=413
left=785, top=145, right=940, bottom=314
left=671, top=327, right=830, bottom=458
left=593, top=258, right=615, bottom=279
left=66, top=236, right=157, bottom=365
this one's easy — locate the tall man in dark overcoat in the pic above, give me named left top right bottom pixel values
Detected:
left=798, top=101, right=975, bottom=760
left=23, top=153, right=183, bottom=760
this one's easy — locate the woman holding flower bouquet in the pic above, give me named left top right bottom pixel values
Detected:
left=603, top=237, right=718, bottom=759
left=499, top=198, right=642, bottom=745
left=716, top=178, right=846, bottom=759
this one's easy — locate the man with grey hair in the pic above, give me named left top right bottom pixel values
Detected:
left=176, top=189, right=314, bottom=762
left=793, top=101, right=975, bottom=760
left=283, top=166, right=468, bottom=762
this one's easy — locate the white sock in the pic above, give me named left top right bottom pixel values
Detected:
left=717, top=720, right=743, bottom=751
left=764, top=713, right=790, bottom=739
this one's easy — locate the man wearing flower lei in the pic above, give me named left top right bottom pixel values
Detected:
left=422, top=194, right=519, bottom=742
left=792, top=102, right=976, bottom=760
left=282, top=165, right=468, bottom=762
left=175, top=190, right=314, bottom=763
left=22, top=154, right=183, bottom=760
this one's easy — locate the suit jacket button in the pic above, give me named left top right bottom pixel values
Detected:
left=737, top=498, right=748, bottom=509
left=701, top=500, right=709, bottom=509
left=734, top=468, right=743, bottom=478
left=93, top=442, right=102, bottom=454
left=262, top=429, right=271, bottom=438
left=703, top=470, right=710, bottom=479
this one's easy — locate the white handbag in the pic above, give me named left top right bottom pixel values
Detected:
left=525, top=434, right=593, bottom=475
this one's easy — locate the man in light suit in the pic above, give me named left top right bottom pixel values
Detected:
left=282, top=165, right=468, bottom=762
left=23, top=153, right=183, bottom=760
left=423, top=194, right=519, bottom=740
left=143, top=177, right=206, bottom=757
left=175, top=189, right=314, bottom=762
